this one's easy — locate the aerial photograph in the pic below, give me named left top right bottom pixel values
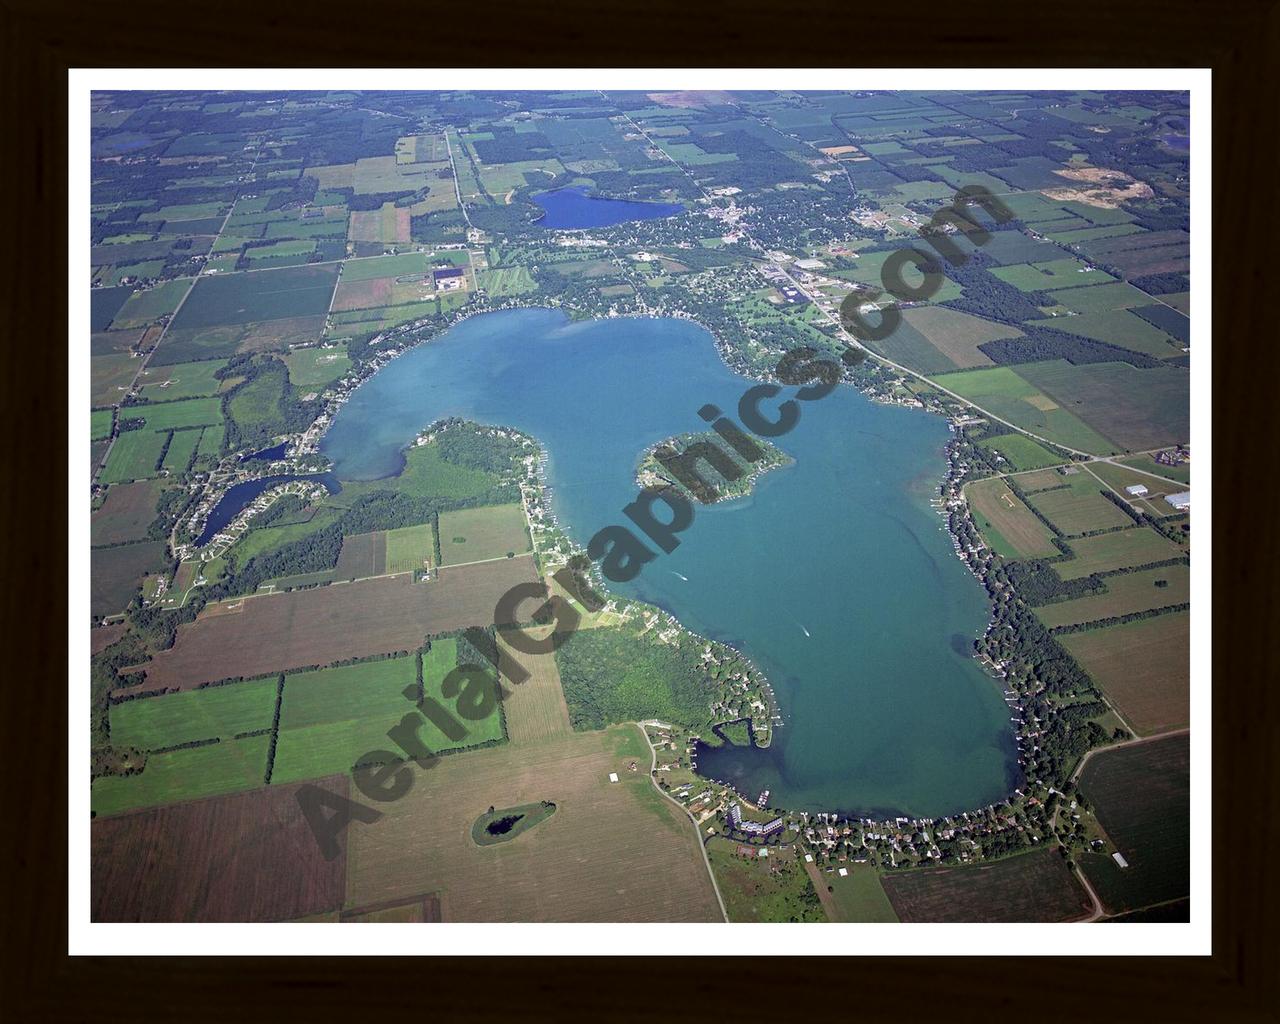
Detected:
left=84, top=86, right=1194, bottom=926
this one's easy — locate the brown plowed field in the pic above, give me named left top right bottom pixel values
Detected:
left=344, top=726, right=721, bottom=922
left=91, top=776, right=348, bottom=922
left=882, top=847, right=1092, bottom=922
left=132, top=556, right=539, bottom=692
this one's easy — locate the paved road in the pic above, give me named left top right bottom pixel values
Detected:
left=635, top=720, right=729, bottom=922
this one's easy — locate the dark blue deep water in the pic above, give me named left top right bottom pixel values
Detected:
left=320, top=308, right=1018, bottom=818
left=532, top=186, right=684, bottom=230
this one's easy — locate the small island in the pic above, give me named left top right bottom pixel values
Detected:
left=636, top=431, right=792, bottom=504
left=471, top=801, right=557, bottom=847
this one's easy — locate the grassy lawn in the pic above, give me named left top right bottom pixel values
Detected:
left=824, top=861, right=899, bottom=922
left=284, top=347, right=351, bottom=388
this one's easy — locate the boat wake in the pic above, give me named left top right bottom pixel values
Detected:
left=671, top=571, right=689, bottom=581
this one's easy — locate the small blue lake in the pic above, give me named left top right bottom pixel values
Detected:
left=196, top=473, right=339, bottom=547
left=532, top=186, right=684, bottom=230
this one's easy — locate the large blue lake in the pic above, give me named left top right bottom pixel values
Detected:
left=321, top=308, right=1018, bottom=818
left=532, top=186, right=684, bottom=230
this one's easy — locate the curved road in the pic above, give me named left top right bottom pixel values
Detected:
left=635, top=720, right=729, bottom=922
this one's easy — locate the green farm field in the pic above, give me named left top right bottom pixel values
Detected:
left=990, top=258, right=1114, bottom=292
left=1046, top=281, right=1151, bottom=313
left=966, top=477, right=1058, bottom=559
left=335, top=444, right=509, bottom=505
left=131, top=397, right=223, bottom=433
left=136, top=359, right=227, bottom=400
left=162, top=429, right=202, bottom=473
left=110, top=677, right=278, bottom=750
left=91, top=735, right=271, bottom=817
left=384, top=522, right=436, bottom=574
left=284, top=347, right=351, bottom=388
left=1016, top=360, right=1190, bottom=452
left=1034, top=566, right=1190, bottom=629
left=271, top=643, right=502, bottom=785
left=100, top=429, right=168, bottom=483
left=931, top=366, right=1117, bottom=454
left=977, top=433, right=1061, bottom=471
left=1024, top=474, right=1133, bottom=535
left=111, top=280, right=192, bottom=329
left=91, top=408, right=114, bottom=441
left=1056, top=527, right=1184, bottom=580
left=438, top=503, right=530, bottom=565
left=1035, top=310, right=1183, bottom=359
left=171, top=264, right=340, bottom=330
left=338, top=250, right=467, bottom=283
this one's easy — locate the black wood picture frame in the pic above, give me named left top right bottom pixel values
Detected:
left=3, top=2, right=1275, bottom=1018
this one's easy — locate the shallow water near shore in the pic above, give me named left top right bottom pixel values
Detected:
left=322, top=307, right=1019, bottom=818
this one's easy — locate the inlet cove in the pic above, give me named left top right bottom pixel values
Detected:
left=321, top=307, right=1018, bottom=819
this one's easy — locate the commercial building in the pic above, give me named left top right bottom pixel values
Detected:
left=727, top=802, right=785, bottom=839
